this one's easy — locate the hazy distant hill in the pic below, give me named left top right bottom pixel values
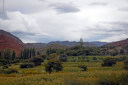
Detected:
left=48, top=41, right=96, bottom=47
left=25, top=43, right=47, bottom=48
left=87, top=41, right=108, bottom=46
left=25, top=41, right=107, bottom=49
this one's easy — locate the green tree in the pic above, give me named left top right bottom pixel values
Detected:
left=11, top=50, right=16, bottom=60
left=29, top=57, right=44, bottom=66
left=45, top=59, right=63, bottom=73
left=102, top=57, right=117, bottom=66
left=0, top=51, right=2, bottom=59
left=4, top=49, right=11, bottom=59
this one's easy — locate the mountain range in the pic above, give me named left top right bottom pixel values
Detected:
left=2, top=29, right=128, bottom=53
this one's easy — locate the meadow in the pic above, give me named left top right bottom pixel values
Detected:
left=0, top=55, right=128, bottom=85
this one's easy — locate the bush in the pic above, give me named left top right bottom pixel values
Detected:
left=59, top=54, right=68, bottom=62
left=3, top=68, right=18, bottom=74
left=124, top=60, right=128, bottom=70
left=0, top=59, right=8, bottom=65
left=20, top=63, right=35, bottom=68
left=102, top=57, right=117, bottom=66
left=2, top=65, right=8, bottom=69
left=29, top=57, right=44, bottom=66
left=45, top=59, right=63, bottom=73
left=78, top=65, right=87, bottom=71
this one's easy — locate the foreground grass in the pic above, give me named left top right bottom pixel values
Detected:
left=0, top=61, right=126, bottom=85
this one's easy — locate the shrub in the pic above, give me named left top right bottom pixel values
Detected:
left=44, top=59, right=63, bottom=73
left=0, top=59, right=8, bottom=65
left=102, top=57, right=117, bottom=66
left=29, top=57, right=44, bottom=66
left=2, top=65, right=8, bottom=69
left=3, top=68, right=18, bottom=74
left=124, top=60, right=128, bottom=70
left=59, top=54, right=68, bottom=62
left=78, top=65, right=87, bottom=71
left=20, top=63, right=35, bottom=68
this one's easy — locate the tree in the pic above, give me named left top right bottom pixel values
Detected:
left=102, top=57, right=117, bottom=66
left=45, top=59, right=63, bottom=73
left=29, top=57, right=44, bottom=66
left=0, top=51, right=2, bottom=59
left=11, top=50, right=16, bottom=60
left=80, top=38, right=83, bottom=47
left=4, top=49, right=11, bottom=59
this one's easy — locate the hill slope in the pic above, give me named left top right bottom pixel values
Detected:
left=0, top=35, right=23, bottom=55
left=105, top=38, right=128, bottom=47
left=0, top=30, right=23, bottom=45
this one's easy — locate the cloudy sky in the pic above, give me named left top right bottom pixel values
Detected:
left=0, top=0, right=128, bottom=43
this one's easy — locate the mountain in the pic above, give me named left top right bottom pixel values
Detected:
left=48, top=41, right=96, bottom=47
left=0, top=35, right=23, bottom=55
left=0, top=30, right=23, bottom=45
left=25, top=43, right=46, bottom=49
left=105, top=38, right=128, bottom=47
left=87, top=41, right=108, bottom=46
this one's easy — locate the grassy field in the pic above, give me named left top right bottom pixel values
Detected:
left=0, top=56, right=127, bottom=85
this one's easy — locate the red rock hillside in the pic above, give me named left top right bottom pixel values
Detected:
left=0, top=35, right=23, bottom=56
left=106, top=38, right=128, bottom=47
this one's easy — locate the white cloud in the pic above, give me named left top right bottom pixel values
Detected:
left=0, top=0, right=128, bottom=43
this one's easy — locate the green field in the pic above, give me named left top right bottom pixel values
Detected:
left=0, top=56, right=127, bottom=85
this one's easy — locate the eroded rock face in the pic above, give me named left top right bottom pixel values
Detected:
left=0, top=35, right=23, bottom=56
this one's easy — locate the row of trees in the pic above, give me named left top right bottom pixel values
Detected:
left=19, top=48, right=36, bottom=59
left=0, top=49, right=16, bottom=60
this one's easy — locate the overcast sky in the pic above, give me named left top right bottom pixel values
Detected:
left=0, top=0, right=128, bottom=43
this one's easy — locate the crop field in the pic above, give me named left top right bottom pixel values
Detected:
left=0, top=56, right=128, bottom=85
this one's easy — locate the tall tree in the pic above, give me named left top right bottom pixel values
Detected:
left=12, top=50, right=16, bottom=60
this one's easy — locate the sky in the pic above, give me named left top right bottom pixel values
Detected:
left=0, top=0, right=128, bottom=43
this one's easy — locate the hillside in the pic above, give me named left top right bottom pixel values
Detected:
left=105, top=38, right=128, bottom=47
left=0, top=35, right=23, bottom=55
left=0, top=30, right=23, bottom=45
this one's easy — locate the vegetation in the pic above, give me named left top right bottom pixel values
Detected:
left=102, top=57, right=117, bottom=66
left=29, top=57, right=44, bottom=66
left=124, top=60, right=128, bottom=70
left=45, top=59, right=63, bottom=73
left=20, top=63, right=35, bottom=68
left=1, top=45, right=128, bottom=85
left=78, top=65, right=87, bottom=71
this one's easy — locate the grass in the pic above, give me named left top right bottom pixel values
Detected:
left=0, top=56, right=127, bottom=85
